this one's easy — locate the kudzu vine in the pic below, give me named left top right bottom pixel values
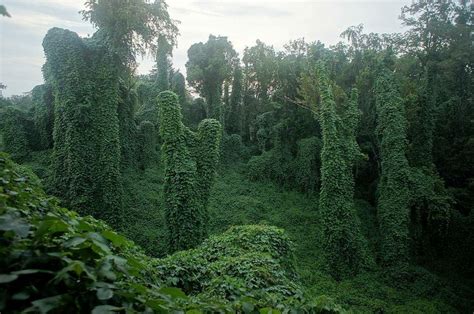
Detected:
left=159, top=91, right=221, bottom=252
left=0, top=107, right=30, bottom=162
left=375, top=68, right=411, bottom=267
left=138, top=120, right=156, bottom=169
left=316, top=63, right=371, bottom=279
left=32, top=84, right=54, bottom=150
left=43, top=27, right=122, bottom=226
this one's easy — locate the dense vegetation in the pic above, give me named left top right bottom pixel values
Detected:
left=1, top=0, right=473, bottom=312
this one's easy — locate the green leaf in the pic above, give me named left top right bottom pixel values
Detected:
left=259, top=308, right=281, bottom=314
left=31, top=295, right=64, bottom=313
left=12, top=291, right=30, bottom=300
left=91, top=305, right=123, bottom=314
left=0, top=213, right=30, bottom=237
left=64, top=236, right=87, bottom=248
left=36, top=216, right=69, bottom=237
left=242, top=301, right=255, bottom=313
left=96, top=287, right=114, bottom=300
left=12, top=269, right=50, bottom=275
left=158, top=287, right=187, bottom=299
left=102, top=230, right=127, bottom=247
left=0, top=273, right=18, bottom=283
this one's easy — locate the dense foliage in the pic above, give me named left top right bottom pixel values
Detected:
left=315, top=65, right=371, bottom=279
left=374, top=68, right=411, bottom=267
left=159, top=91, right=222, bottom=252
left=43, top=28, right=123, bottom=227
left=0, top=153, right=341, bottom=312
left=1, top=0, right=473, bottom=312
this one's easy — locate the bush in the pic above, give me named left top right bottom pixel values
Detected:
left=0, top=107, right=31, bottom=162
left=155, top=225, right=341, bottom=311
left=221, top=133, right=247, bottom=164
left=246, top=136, right=321, bottom=194
left=290, top=137, right=322, bottom=194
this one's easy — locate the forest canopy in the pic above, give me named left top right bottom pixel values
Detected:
left=0, top=0, right=473, bottom=312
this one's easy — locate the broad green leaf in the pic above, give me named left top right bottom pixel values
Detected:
left=12, top=291, right=30, bottom=300
left=0, top=274, right=18, bottom=283
left=0, top=213, right=30, bottom=237
left=158, top=287, right=187, bottom=299
left=64, top=236, right=87, bottom=248
left=91, top=305, right=123, bottom=314
left=31, top=295, right=64, bottom=313
left=96, top=287, right=114, bottom=300
left=102, top=230, right=128, bottom=247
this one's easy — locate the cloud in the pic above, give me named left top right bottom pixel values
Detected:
left=191, top=1, right=290, bottom=17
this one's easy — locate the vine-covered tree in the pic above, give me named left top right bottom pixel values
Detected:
left=186, top=35, right=237, bottom=121
left=156, top=34, right=172, bottom=92
left=82, top=0, right=178, bottom=167
left=316, top=63, right=371, bottom=279
left=226, top=64, right=243, bottom=134
left=159, top=91, right=221, bottom=252
left=43, top=28, right=123, bottom=226
left=32, top=84, right=54, bottom=150
left=375, top=68, right=410, bottom=267
left=0, top=107, right=30, bottom=162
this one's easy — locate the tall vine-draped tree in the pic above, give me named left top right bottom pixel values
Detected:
left=43, top=28, right=123, bottom=226
left=241, top=40, right=277, bottom=142
left=400, top=0, right=458, bottom=254
left=401, top=0, right=446, bottom=170
left=81, top=0, right=178, bottom=69
left=316, top=63, right=371, bottom=279
left=32, top=84, right=54, bottom=150
left=159, top=91, right=221, bottom=252
left=82, top=0, right=178, bottom=166
left=226, top=64, right=243, bottom=135
left=375, top=68, right=411, bottom=267
left=156, top=34, right=172, bottom=92
left=186, top=35, right=237, bottom=122
left=171, top=71, right=186, bottom=105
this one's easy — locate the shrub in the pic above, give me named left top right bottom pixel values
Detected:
left=0, top=107, right=30, bottom=162
left=137, top=120, right=157, bottom=169
left=155, top=225, right=341, bottom=311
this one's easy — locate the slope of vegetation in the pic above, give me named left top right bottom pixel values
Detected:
left=1, top=0, right=473, bottom=312
left=1, top=153, right=340, bottom=313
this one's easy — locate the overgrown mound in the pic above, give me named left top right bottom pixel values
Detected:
left=155, top=225, right=311, bottom=309
left=0, top=153, right=341, bottom=313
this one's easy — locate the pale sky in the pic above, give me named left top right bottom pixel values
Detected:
left=0, top=0, right=411, bottom=97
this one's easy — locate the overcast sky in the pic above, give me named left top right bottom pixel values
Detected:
left=0, top=0, right=411, bottom=97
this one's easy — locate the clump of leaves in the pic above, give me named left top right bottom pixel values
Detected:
left=155, top=225, right=343, bottom=312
